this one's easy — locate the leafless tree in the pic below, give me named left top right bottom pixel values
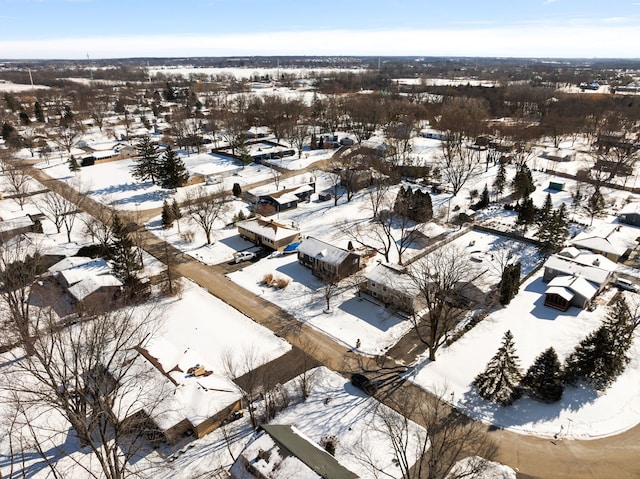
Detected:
left=438, top=138, right=480, bottom=197
left=220, top=345, right=264, bottom=430
left=2, top=303, right=169, bottom=479
left=52, top=124, right=83, bottom=155
left=87, top=94, right=112, bottom=132
left=81, top=204, right=115, bottom=249
left=288, top=123, right=309, bottom=158
left=321, top=276, right=341, bottom=313
left=409, top=246, right=480, bottom=361
left=185, top=185, right=230, bottom=244
left=366, top=178, right=391, bottom=218
left=359, top=386, right=497, bottom=479
left=5, top=163, right=32, bottom=210
left=39, top=189, right=84, bottom=242
left=385, top=117, right=416, bottom=167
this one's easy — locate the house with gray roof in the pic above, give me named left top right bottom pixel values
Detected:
left=362, top=262, right=423, bottom=315
left=297, top=237, right=361, bottom=281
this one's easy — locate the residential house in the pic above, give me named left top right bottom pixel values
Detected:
left=543, top=247, right=616, bottom=288
left=122, top=340, right=243, bottom=445
left=569, top=226, right=637, bottom=262
left=67, top=274, right=123, bottom=307
left=297, top=237, right=361, bottom=281
left=0, top=214, right=44, bottom=244
left=258, top=183, right=315, bottom=213
left=544, top=275, right=599, bottom=311
left=542, top=247, right=616, bottom=310
left=229, top=424, right=359, bottom=479
left=618, top=202, right=640, bottom=227
left=237, top=217, right=301, bottom=251
left=362, top=262, right=423, bottom=315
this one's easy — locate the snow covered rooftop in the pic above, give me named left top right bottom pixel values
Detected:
left=53, top=258, right=112, bottom=286
left=237, top=217, right=300, bottom=241
left=365, top=262, right=419, bottom=296
left=569, top=226, right=636, bottom=258
left=297, top=237, right=352, bottom=266
left=547, top=275, right=598, bottom=301
left=67, top=274, right=122, bottom=301
left=545, top=248, right=616, bottom=286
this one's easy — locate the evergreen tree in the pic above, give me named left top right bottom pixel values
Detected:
left=493, top=162, right=507, bottom=198
left=499, top=262, right=521, bottom=306
left=68, top=155, right=80, bottom=173
left=474, top=330, right=523, bottom=405
left=131, top=136, right=161, bottom=184
left=537, top=193, right=553, bottom=226
left=522, top=347, right=564, bottom=403
left=512, top=165, right=535, bottom=200
left=160, top=148, right=189, bottom=189
left=310, top=132, right=318, bottom=150
left=584, top=187, right=605, bottom=226
left=515, top=197, right=536, bottom=232
left=109, top=213, right=142, bottom=286
left=34, top=101, right=45, bottom=123
left=232, top=182, right=242, bottom=198
left=161, top=199, right=174, bottom=228
left=563, top=297, right=635, bottom=392
left=171, top=199, right=182, bottom=221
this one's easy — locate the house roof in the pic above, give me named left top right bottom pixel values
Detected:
left=545, top=248, right=615, bottom=286
left=0, top=215, right=34, bottom=234
left=547, top=275, right=598, bottom=301
left=297, top=237, right=352, bottom=266
left=365, top=262, right=420, bottom=297
left=53, top=258, right=112, bottom=286
left=237, top=217, right=300, bottom=242
left=232, top=424, right=358, bottom=479
left=68, top=274, right=122, bottom=301
left=619, top=202, right=640, bottom=216
left=569, top=227, right=633, bottom=258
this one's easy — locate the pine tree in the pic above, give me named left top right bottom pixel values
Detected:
left=171, top=199, right=182, bottom=221
left=474, top=330, right=523, bottom=405
left=160, top=147, right=189, bottom=189
left=512, top=165, right=535, bottom=200
left=522, top=347, right=564, bottom=403
left=516, top=197, right=536, bottom=233
left=232, top=182, right=242, bottom=198
left=109, top=213, right=142, bottom=286
left=602, top=296, right=635, bottom=363
left=564, top=323, right=630, bottom=391
left=537, top=193, right=553, bottom=226
left=131, top=136, right=161, bottom=184
left=34, top=101, right=45, bottom=123
left=493, top=162, right=506, bottom=198
left=161, top=199, right=174, bottom=228
left=68, top=155, right=80, bottom=173
left=584, top=187, right=605, bottom=226
left=478, top=184, right=490, bottom=209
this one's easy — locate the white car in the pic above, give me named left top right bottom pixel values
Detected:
left=234, top=251, right=256, bottom=264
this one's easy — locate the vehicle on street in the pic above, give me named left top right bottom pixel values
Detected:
left=615, top=277, right=638, bottom=292
left=350, top=373, right=378, bottom=395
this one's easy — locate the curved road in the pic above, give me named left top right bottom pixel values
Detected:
left=22, top=161, right=640, bottom=479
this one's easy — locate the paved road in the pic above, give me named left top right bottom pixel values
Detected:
left=21, top=160, right=640, bottom=479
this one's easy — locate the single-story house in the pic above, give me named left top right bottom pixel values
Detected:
left=49, top=257, right=113, bottom=288
left=0, top=214, right=44, bottom=244
left=542, top=247, right=615, bottom=295
left=618, top=202, right=640, bottom=226
left=122, top=341, right=243, bottom=445
left=67, top=274, right=122, bottom=306
left=297, top=237, right=361, bottom=281
left=362, top=262, right=423, bottom=315
left=229, top=424, right=359, bottom=479
left=544, top=275, right=599, bottom=311
left=569, top=226, right=636, bottom=262
left=259, top=183, right=316, bottom=212
left=237, top=217, right=301, bottom=251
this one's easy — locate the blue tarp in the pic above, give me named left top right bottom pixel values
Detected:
left=283, top=241, right=301, bottom=253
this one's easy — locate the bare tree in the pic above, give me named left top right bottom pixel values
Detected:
left=5, top=164, right=32, bottom=210
left=2, top=303, right=169, bottom=479
left=288, top=123, right=309, bottom=158
left=409, top=246, right=481, bottom=361
left=185, top=185, right=229, bottom=244
left=438, top=138, right=480, bottom=197
left=220, top=345, right=264, bottom=430
left=52, top=124, right=83, bottom=155
left=361, top=387, right=497, bottom=479
left=39, top=189, right=84, bottom=242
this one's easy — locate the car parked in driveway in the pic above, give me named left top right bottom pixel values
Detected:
left=234, top=251, right=257, bottom=264
left=615, top=277, right=638, bottom=292
left=351, top=373, right=378, bottom=395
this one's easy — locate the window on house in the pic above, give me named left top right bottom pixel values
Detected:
left=371, top=282, right=376, bottom=287
left=383, top=286, right=387, bottom=292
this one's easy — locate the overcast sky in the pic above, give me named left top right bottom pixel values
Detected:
left=0, top=0, right=639, bottom=59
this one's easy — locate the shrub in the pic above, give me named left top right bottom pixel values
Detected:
left=180, top=230, right=195, bottom=242
left=274, top=277, right=290, bottom=289
left=261, top=273, right=274, bottom=285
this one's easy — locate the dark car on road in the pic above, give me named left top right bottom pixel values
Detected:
left=351, top=373, right=378, bottom=395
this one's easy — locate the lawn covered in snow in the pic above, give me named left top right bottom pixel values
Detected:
left=407, top=271, right=640, bottom=440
